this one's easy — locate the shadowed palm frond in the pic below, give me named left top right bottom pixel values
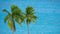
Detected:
left=4, top=13, right=11, bottom=23
left=3, top=9, right=11, bottom=14
left=26, top=6, right=34, bottom=14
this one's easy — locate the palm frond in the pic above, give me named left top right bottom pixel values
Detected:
left=26, top=6, right=37, bottom=24
left=11, top=5, right=22, bottom=14
left=3, top=9, right=11, bottom=14
left=4, top=14, right=11, bottom=23
left=8, top=19, right=16, bottom=31
left=32, top=15, right=37, bottom=19
left=15, top=17, right=21, bottom=24
left=15, top=15, right=25, bottom=24
left=31, top=15, right=37, bottom=23
left=26, top=6, right=34, bottom=14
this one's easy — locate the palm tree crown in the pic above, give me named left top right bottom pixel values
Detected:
left=26, top=6, right=37, bottom=25
left=3, top=5, right=25, bottom=33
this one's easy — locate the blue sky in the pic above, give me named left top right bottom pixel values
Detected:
left=0, top=0, right=60, bottom=34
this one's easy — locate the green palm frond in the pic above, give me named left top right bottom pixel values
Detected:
left=3, top=9, right=11, bottom=14
left=11, top=5, right=22, bottom=14
left=8, top=19, right=13, bottom=30
left=26, top=6, right=34, bottom=14
left=15, top=17, right=21, bottom=24
left=11, top=5, right=17, bottom=12
left=32, top=15, right=37, bottom=19
left=4, top=14, right=11, bottom=23
left=15, top=15, right=25, bottom=23
left=8, top=19, right=16, bottom=31
left=26, top=6, right=37, bottom=24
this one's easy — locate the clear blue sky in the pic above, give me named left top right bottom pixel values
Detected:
left=0, top=0, right=60, bottom=34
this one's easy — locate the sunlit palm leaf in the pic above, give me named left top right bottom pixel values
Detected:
left=8, top=19, right=16, bottom=31
left=8, top=20, right=12, bottom=30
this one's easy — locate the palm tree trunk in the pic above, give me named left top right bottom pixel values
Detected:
left=12, top=21, right=15, bottom=34
left=12, top=15, right=15, bottom=34
left=27, top=23, right=30, bottom=34
left=12, top=31, right=14, bottom=34
left=12, top=20, right=15, bottom=34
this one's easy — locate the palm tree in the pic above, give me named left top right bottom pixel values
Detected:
left=25, top=6, right=37, bottom=34
left=3, top=5, right=25, bottom=34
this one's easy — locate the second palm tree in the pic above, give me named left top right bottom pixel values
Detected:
left=25, top=6, right=37, bottom=34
